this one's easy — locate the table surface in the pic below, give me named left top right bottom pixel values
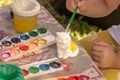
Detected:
left=0, top=5, right=106, bottom=80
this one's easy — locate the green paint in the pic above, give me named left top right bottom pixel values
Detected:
left=0, top=64, right=24, bottom=80
left=28, top=66, right=39, bottom=73
left=29, top=31, right=38, bottom=37
left=37, top=27, right=47, bottom=34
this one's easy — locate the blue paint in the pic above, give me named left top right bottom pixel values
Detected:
left=0, top=36, right=3, bottom=40
left=20, top=34, right=30, bottom=40
left=39, top=64, right=50, bottom=71
left=11, top=37, right=21, bottom=43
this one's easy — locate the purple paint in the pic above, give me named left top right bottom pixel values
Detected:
left=11, top=37, right=21, bottom=43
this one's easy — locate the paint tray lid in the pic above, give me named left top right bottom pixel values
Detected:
left=0, top=64, right=24, bottom=80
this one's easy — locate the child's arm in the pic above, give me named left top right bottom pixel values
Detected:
left=116, top=55, right=120, bottom=68
left=91, top=41, right=120, bottom=68
left=66, top=0, right=120, bottom=17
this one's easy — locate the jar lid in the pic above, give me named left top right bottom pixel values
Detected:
left=10, top=0, right=40, bottom=16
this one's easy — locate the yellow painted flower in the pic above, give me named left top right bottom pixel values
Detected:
left=71, top=40, right=78, bottom=52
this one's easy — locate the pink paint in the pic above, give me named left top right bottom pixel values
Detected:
left=1, top=52, right=11, bottom=58
left=60, top=60, right=72, bottom=71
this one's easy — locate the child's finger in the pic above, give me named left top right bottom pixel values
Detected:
left=92, top=55, right=101, bottom=64
left=77, top=0, right=86, bottom=12
left=94, top=61, right=100, bottom=67
left=74, top=0, right=79, bottom=5
left=91, top=45, right=105, bottom=52
left=92, top=51, right=103, bottom=58
left=94, top=41, right=109, bottom=47
left=66, top=0, right=76, bottom=12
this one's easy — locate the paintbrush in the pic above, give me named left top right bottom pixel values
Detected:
left=65, top=6, right=78, bottom=32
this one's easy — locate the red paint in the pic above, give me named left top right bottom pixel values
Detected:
left=67, top=76, right=80, bottom=80
left=60, top=60, right=72, bottom=71
left=23, top=69, right=29, bottom=76
left=79, top=75, right=89, bottom=80
left=19, top=45, right=29, bottom=51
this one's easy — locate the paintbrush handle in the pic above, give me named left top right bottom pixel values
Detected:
left=65, top=6, right=78, bottom=32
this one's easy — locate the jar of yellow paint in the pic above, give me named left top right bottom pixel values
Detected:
left=10, top=0, right=40, bottom=33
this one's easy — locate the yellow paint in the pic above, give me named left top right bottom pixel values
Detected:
left=37, top=38, right=47, bottom=44
left=28, top=41, right=38, bottom=49
left=71, top=40, right=78, bottom=52
left=13, top=14, right=38, bottom=33
left=43, top=79, right=55, bottom=80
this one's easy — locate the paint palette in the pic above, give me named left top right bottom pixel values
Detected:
left=43, top=75, right=90, bottom=80
left=8, top=44, right=57, bottom=66
left=20, top=57, right=63, bottom=79
left=42, top=65, right=105, bottom=80
left=0, top=30, right=8, bottom=40
left=0, top=27, right=56, bottom=62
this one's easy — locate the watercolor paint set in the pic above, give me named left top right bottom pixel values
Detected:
left=8, top=46, right=54, bottom=66
left=8, top=47, right=49, bottom=66
left=0, top=27, right=56, bottom=62
left=42, top=65, right=105, bottom=80
left=0, top=30, right=9, bottom=40
left=20, top=57, right=63, bottom=79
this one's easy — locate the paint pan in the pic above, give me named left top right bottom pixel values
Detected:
left=20, top=58, right=63, bottom=79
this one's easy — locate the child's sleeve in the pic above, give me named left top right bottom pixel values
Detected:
left=108, top=24, right=120, bottom=45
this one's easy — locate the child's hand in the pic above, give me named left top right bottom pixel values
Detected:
left=66, top=0, right=120, bottom=17
left=66, top=0, right=85, bottom=13
left=91, top=41, right=119, bottom=68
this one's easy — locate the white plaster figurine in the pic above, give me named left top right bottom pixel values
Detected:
left=56, top=32, right=79, bottom=59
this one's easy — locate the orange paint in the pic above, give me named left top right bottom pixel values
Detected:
left=58, top=78, right=67, bottom=80
left=28, top=41, right=38, bottom=49
left=10, top=48, right=20, bottom=54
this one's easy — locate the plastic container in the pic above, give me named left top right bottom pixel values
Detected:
left=10, top=0, right=40, bottom=33
left=0, top=64, right=24, bottom=80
